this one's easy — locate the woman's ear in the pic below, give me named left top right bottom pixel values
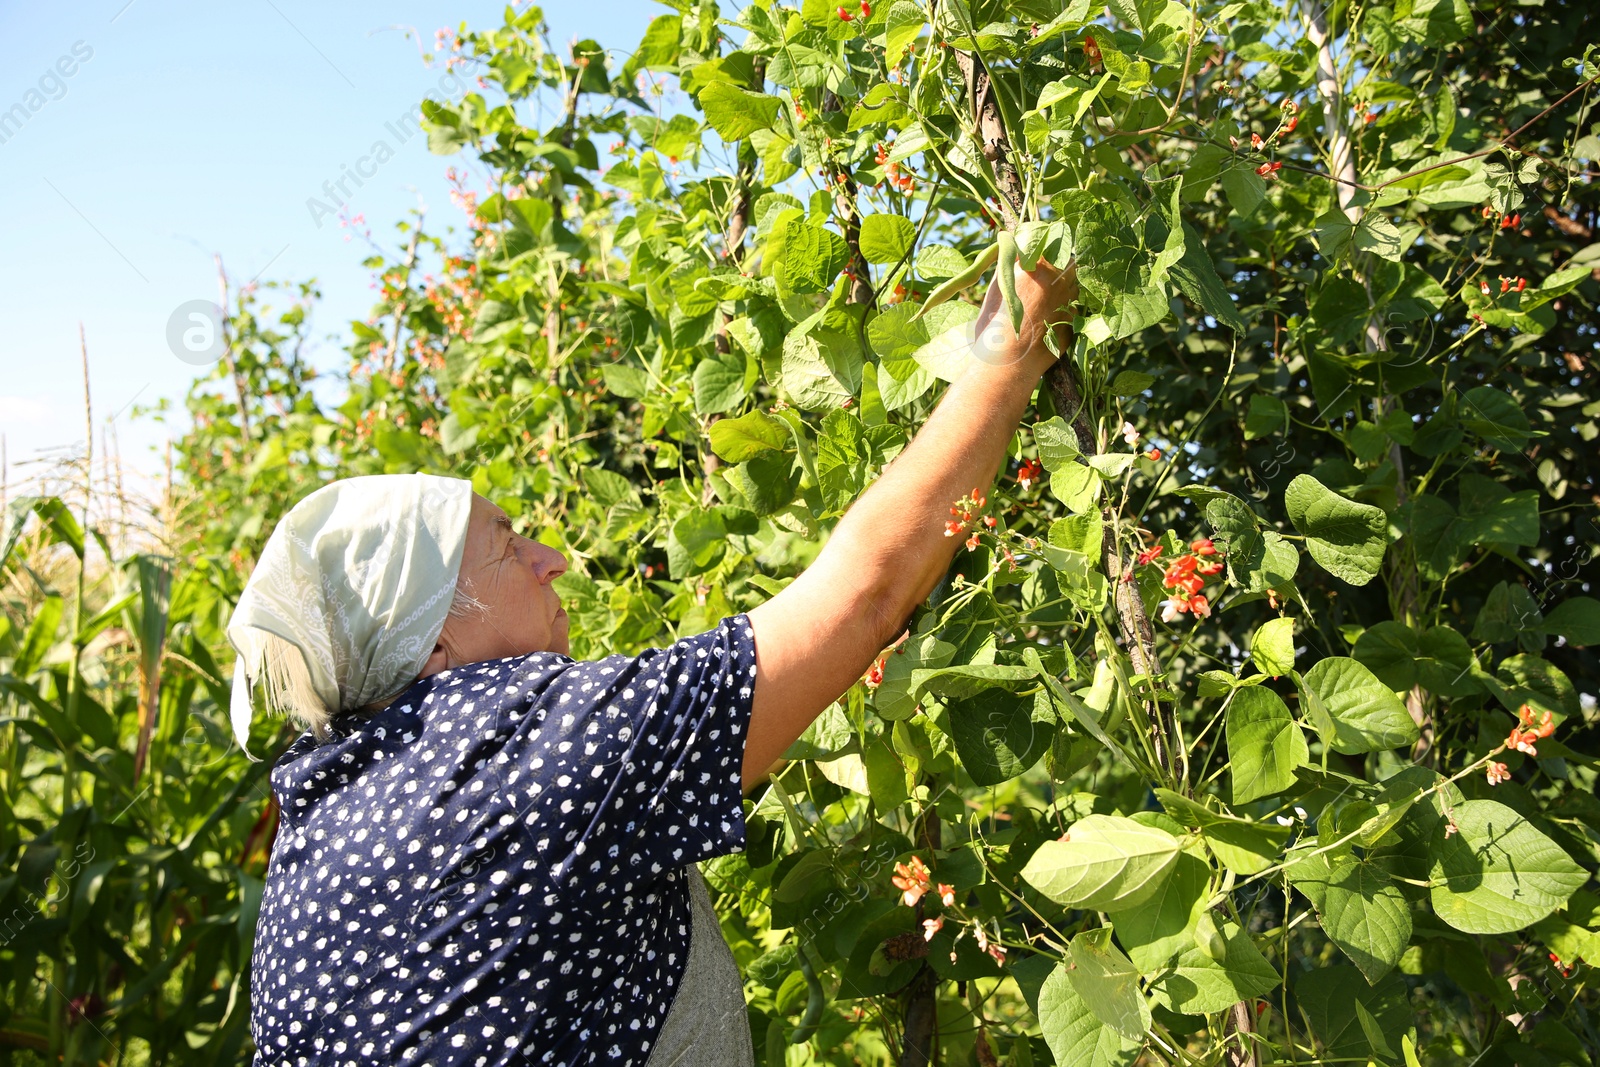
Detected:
left=417, top=641, right=451, bottom=679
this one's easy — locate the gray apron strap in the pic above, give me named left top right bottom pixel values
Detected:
left=644, top=867, right=756, bottom=1067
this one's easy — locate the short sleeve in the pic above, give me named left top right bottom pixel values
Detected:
left=494, top=613, right=759, bottom=888
left=612, top=613, right=758, bottom=871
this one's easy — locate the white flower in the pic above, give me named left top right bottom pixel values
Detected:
left=1121, top=421, right=1140, bottom=447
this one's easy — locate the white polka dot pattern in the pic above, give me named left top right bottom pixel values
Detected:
left=248, top=615, right=759, bottom=1066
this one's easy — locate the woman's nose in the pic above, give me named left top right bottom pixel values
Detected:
left=534, top=544, right=569, bottom=583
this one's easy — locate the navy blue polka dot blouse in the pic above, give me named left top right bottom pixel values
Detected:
left=248, top=615, right=758, bottom=1066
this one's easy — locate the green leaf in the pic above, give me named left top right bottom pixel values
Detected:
left=867, top=302, right=931, bottom=362
left=1458, top=473, right=1540, bottom=548
left=1296, top=967, right=1410, bottom=1062
left=1226, top=687, right=1309, bottom=805
left=911, top=309, right=979, bottom=383
left=1415, top=625, right=1480, bottom=697
left=1430, top=799, right=1587, bottom=935
left=1352, top=621, right=1419, bottom=691
left=1107, top=850, right=1209, bottom=975
left=1354, top=213, right=1404, bottom=260
left=1284, top=474, right=1388, bottom=586
left=1038, top=964, right=1143, bottom=1067
left=1049, top=464, right=1100, bottom=514
left=632, top=14, right=683, bottom=71
left=602, top=363, right=649, bottom=399
left=1067, top=928, right=1150, bottom=1039
left=1152, top=919, right=1280, bottom=1015
left=1286, top=850, right=1411, bottom=983
left=1110, top=371, right=1155, bottom=396
left=1205, top=494, right=1266, bottom=589
left=708, top=410, right=791, bottom=462
left=782, top=331, right=861, bottom=410
left=910, top=664, right=1037, bottom=703
left=1168, top=224, right=1245, bottom=334
left=1250, top=617, right=1296, bottom=677
left=946, top=687, right=1051, bottom=786
left=859, top=214, right=917, bottom=264
left=1154, top=789, right=1290, bottom=876
left=1302, top=657, right=1420, bottom=754
left=775, top=221, right=848, bottom=294
left=697, top=81, right=780, bottom=141
left=666, top=508, right=728, bottom=579
left=1244, top=394, right=1286, bottom=439
left=724, top=453, right=797, bottom=516
left=1545, top=596, right=1600, bottom=646
left=692, top=348, right=749, bottom=414
left=1220, top=164, right=1266, bottom=218
left=1033, top=417, right=1083, bottom=470
left=874, top=630, right=957, bottom=720
left=1459, top=386, right=1533, bottom=450
left=882, top=0, right=925, bottom=66
left=1020, top=815, right=1181, bottom=912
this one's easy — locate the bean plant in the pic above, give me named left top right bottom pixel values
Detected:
left=3, top=1, right=1599, bottom=1064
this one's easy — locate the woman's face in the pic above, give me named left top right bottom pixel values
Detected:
left=439, top=493, right=571, bottom=663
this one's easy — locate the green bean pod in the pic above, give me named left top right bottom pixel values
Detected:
left=788, top=946, right=825, bottom=1045
left=997, top=230, right=1022, bottom=335
left=911, top=240, right=999, bottom=322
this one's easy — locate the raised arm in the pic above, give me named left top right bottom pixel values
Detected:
left=742, top=261, right=1079, bottom=791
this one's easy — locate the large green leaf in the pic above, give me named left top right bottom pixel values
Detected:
left=697, top=81, right=780, bottom=141
left=859, top=213, right=917, bottom=264
left=775, top=221, right=848, bottom=293
left=1430, top=799, right=1586, bottom=934
left=1167, top=224, right=1246, bottom=333
left=1301, top=657, right=1420, bottom=754
left=874, top=630, right=957, bottom=720
left=1415, top=625, right=1480, bottom=697
left=723, top=453, right=797, bottom=516
left=1108, top=850, right=1209, bottom=975
left=945, top=686, right=1051, bottom=786
left=1067, top=927, right=1150, bottom=1038
left=1295, top=966, right=1410, bottom=1061
left=708, top=409, right=790, bottom=462
left=1021, top=814, right=1182, bottom=911
left=1154, top=789, right=1290, bottom=876
left=1544, top=596, right=1600, bottom=646
left=1352, top=621, right=1419, bottom=691
left=692, top=348, right=750, bottom=414
left=1284, top=475, right=1388, bottom=586
left=666, top=509, right=727, bottom=578
left=1226, top=686, right=1308, bottom=804
left=1152, top=918, right=1280, bottom=1015
left=1249, top=616, right=1296, bottom=677
left=781, top=331, right=861, bottom=410
left=1286, top=850, right=1411, bottom=983
left=1458, top=385, right=1533, bottom=450
left=1038, top=963, right=1144, bottom=1067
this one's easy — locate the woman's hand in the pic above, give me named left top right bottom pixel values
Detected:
left=971, top=257, right=1080, bottom=376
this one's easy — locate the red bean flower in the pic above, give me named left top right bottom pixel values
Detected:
left=891, top=856, right=932, bottom=907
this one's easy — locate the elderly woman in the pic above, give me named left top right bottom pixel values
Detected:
left=229, top=263, right=1076, bottom=1066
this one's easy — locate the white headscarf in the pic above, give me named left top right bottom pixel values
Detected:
left=226, top=473, right=474, bottom=758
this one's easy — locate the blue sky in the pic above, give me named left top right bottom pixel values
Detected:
left=0, top=0, right=663, bottom=500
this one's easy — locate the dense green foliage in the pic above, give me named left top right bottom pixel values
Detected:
left=4, top=0, right=1600, bottom=1063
